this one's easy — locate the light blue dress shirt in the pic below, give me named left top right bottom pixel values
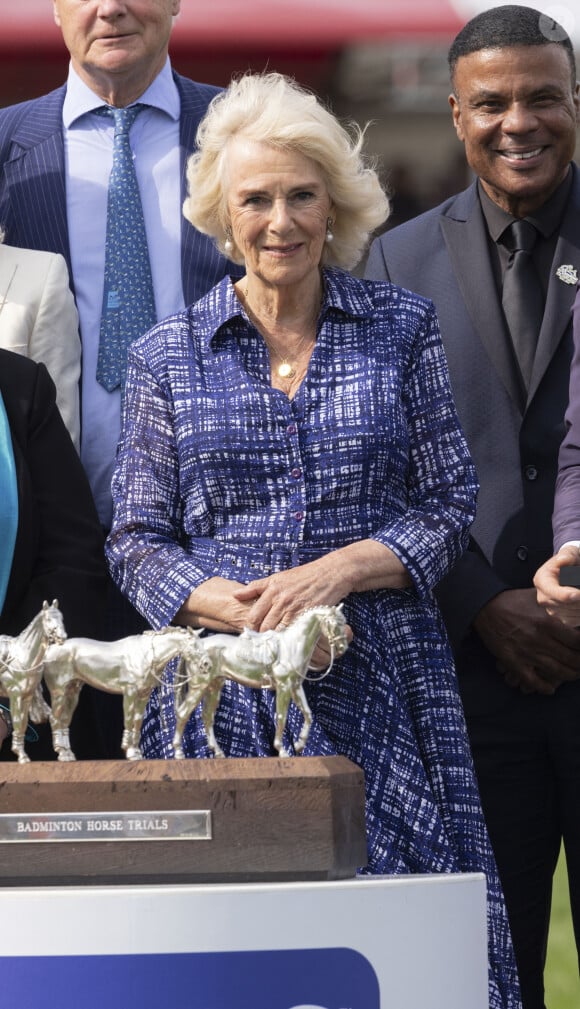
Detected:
left=63, top=59, right=185, bottom=527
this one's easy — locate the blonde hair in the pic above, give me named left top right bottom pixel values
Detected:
left=183, top=72, right=389, bottom=270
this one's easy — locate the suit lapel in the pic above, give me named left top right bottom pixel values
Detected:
left=441, top=187, right=525, bottom=409
left=174, top=74, right=244, bottom=305
left=2, top=88, right=70, bottom=277
left=0, top=253, right=18, bottom=317
left=528, top=166, right=580, bottom=404
left=175, top=74, right=217, bottom=306
left=7, top=78, right=215, bottom=304
left=177, top=78, right=197, bottom=305
left=5, top=75, right=236, bottom=311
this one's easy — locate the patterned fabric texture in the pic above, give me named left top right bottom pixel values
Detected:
left=95, top=104, right=156, bottom=392
left=108, top=268, right=521, bottom=1009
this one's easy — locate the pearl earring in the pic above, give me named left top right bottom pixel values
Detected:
left=224, top=227, right=234, bottom=254
left=325, top=218, right=334, bottom=243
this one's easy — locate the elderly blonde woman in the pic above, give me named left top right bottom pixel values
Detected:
left=107, top=73, right=519, bottom=1007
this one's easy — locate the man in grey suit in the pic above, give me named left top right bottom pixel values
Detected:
left=365, top=7, right=580, bottom=1007
left=0, top=0, right=239, bottom=755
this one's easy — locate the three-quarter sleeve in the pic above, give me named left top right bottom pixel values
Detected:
left=369, top=298, right=478, bottom=596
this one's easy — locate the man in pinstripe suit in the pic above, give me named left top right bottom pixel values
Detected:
left=0, top=0, right=239, bottom=532
left=0, top=0, right=239, bottom=755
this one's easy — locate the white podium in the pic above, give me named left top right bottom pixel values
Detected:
left=0, top=873, right=488, bottom=1008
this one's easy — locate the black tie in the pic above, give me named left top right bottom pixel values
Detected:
left=501, top=219, right=543, bottom=389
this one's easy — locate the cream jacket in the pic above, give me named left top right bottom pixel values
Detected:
left=0, top=244, right=80, bottom=449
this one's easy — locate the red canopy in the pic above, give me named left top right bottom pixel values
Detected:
left=4, top=1, right=578, bottom=51
left=2, top=0, right=465, bottom=50
left=5, top=2, right=575, bottom=105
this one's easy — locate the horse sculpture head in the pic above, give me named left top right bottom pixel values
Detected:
left=313, top=604, right=349, bottom=659
left=41, top=599, right=67, bottom=646
left=180, top=628, right=210, bottom=663
left=172, top=628, right=214, bottom=708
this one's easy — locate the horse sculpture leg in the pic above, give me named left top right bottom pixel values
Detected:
left=43, top=678, right=82, bottom=761
left=200, top=678, right=226, bottom=758
left=28, top=684, right=51, bottom=724
left=122, top=690, right=142, bottom=760
left=272, top=673, right=294, bottom=758
left=173, top=682, right=205, bottom=759
left=173, top=677, right=225, bottom=759
left=291, top=680, right=313, bottom=754
left=271, top=665, right=314, bottom=756
left=173, top=649, right=225, bottom=759
left=126, top=694, right=151, bottom=761
left=8, top=693, right=31, bottom=764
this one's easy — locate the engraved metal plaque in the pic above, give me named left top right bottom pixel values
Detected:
left=0, top=810, right=212, bottom=843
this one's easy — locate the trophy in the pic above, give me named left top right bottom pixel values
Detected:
left=2, top=602, right=348, bottom=765
left=0, top=602, right=365, bottom=885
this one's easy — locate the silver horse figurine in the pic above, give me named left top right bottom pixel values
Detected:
left=0, top=600, right=67, bottom=764
left=173, top=604, right=350, bottom=759
left=42, top=625, right=206, bottom=761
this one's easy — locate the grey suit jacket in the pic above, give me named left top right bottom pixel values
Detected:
left=0, top=71, right=240, bottom=306
left=365, top=166, right=580, bottom=711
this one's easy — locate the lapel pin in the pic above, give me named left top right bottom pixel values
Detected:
left=556, top=264, right=578, bottom=285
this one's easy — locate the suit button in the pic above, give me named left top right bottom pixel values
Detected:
left=524, top=465, right=538, bottom=481
left=516, top=546, right=528, bottom=562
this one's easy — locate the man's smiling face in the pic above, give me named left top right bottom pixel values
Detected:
left=449, top=43, right=579, bottom=217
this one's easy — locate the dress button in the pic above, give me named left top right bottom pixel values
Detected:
left=524, top=465, right=538, bottom=481
left=291, top=467, right=302, bottom=479
left=516, top=546, right=528, bottom=562
left=294, top=511, right=304, bottom=522
left=287, top=423, right=297, bottom=435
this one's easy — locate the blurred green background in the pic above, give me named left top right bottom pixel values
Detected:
left=545, top=849, right=579, bottom=1008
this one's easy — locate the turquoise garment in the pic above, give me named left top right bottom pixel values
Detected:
left=0, top=389, right=18, bottom=614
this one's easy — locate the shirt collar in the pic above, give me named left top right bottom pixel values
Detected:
left=323, top=266, right=376, bottom=319
left=198, top=268, right=376, bottom=350
left=478, top=167, right=573, bottom=243
left=62, top=57, right=180, bottom=128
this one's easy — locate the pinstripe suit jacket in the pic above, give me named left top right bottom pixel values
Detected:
left=0, top=71, right=240, bottom=306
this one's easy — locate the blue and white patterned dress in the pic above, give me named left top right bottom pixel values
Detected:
left=108, top=268, right=521, bottom=1009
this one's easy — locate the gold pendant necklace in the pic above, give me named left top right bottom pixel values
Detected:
left=277, top=361, right=294, bottom=379
left=242, top=284, right=318, bottom=382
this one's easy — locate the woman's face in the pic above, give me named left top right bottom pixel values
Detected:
left=225, top=137, right=333, bottom=290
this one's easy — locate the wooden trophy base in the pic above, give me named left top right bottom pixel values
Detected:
left=0, top=756, right=367, bottom=886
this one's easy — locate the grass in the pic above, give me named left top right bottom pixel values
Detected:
left=544, top=847, right=579, bottom=1008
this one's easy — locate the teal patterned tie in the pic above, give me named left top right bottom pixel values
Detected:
left=96, top=105, right=156, bottom=392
